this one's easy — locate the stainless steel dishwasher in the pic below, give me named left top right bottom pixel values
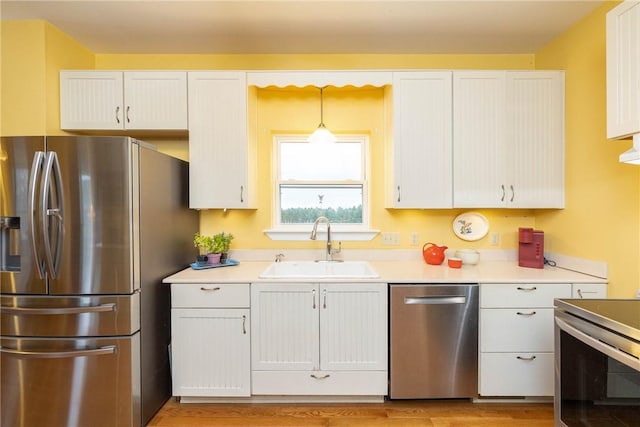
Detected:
left=390, top=284, right=479, bottom=399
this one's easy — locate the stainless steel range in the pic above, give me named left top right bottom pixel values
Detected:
left=554, top=298, right=640, bottom=427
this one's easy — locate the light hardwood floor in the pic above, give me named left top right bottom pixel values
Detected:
left=148, top=399, right=554, bottom=427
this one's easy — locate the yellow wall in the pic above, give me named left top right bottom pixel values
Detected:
left=1, top=21, right=47, bottom=135
left=95, top=54, right=534, bottom=71
left=0, top=20, right=94, bottom=136
left=2, top=14, right=638, bottom=297
left=535, top=1, right=638, bottom=298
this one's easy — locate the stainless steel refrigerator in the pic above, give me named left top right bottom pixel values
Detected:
left=0, top=136, right=198, bottom=426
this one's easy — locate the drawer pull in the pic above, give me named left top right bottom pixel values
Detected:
left=516, top=286, right=537, bottom=292
left=200, top=287, right=221, bottom=292
left=310, top=374, right=330, bottom=380
left=516, top=311, right=537, bottom=316
left=517, top=355, right=537, bottom=361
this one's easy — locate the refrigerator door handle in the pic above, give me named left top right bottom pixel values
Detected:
left=28, top=151, right=46, bottom=278
left=1, top=303, right=116, bottom=315
left=41, top=152, right=65, bottom=279
left=0, top=345, right=116, bottom=359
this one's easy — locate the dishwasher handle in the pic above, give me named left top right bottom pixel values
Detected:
left=404, top=296, right=467, bottom=305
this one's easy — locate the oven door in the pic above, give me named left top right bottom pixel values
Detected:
left=554, top=311, right=640, bottom=426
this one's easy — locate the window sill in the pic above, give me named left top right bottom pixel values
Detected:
left=264, top=227, right=380, bottom=241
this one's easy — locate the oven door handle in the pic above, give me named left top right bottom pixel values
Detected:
left=555, top=317, right=640, bottom=372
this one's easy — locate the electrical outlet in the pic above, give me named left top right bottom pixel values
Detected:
left=381, top=232, right=401, bottom=245
left=410, top=232, right=419, bottom=246
left=490, top=232, right=500, bottom=246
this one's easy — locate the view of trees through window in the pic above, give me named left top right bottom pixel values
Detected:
left=277, top=137, right=367, bottom=226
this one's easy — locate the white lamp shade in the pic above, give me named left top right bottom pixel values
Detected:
left=307, top=124, right=337, bottom=144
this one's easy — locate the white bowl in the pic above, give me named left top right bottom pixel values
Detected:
left=455, top=249, right=480, bottom=265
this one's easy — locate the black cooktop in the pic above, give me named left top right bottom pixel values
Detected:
left=555, top=299, right=640, bottom=342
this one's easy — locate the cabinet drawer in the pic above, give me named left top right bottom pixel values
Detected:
left=252, top=371, right=388, bottom=396
left=480, top=352, right=554, bottom=396
left=480, top=283, right=571, bottom=308
left=171, top=283, right=250, bottom=308
left=480, top=308, right=554, bottom=352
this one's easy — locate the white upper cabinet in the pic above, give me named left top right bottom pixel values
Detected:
left=453, top=71, right=507, bottom=208
left=453, top=71, right=564, bottom=208
left=507, top=72, right=565, bottom=208
left=607, top=0, right=640, bottom=139
left=187, top=71, right=255, bottom=209
left=389, top=71, right=453, bottom=208
left=60, top=71, right=188, bottom=130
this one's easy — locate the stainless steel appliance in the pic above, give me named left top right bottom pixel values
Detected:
left=390, top=284, right=479, bottom=399
left=554, top=299, right=640, bottom=426
left=0, top=136, right=198, bottom=427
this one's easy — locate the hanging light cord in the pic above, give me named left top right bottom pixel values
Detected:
left=319, top=86, right=327, bottom=128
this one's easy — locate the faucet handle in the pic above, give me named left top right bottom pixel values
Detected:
left=275, top=253, right=285, bottom=262
left=330, top=241, right=342, bottom=255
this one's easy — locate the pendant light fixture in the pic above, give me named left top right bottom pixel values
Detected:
left=307, top=86, right=337, bottom=144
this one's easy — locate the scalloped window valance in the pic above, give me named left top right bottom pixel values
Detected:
left=246, top=71, right=393, bottom=88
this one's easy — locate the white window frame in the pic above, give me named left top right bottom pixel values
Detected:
left=264, top=134, right=379, bottom=241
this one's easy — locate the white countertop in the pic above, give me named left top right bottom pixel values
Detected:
left=163, top=260, right=607, bottom=285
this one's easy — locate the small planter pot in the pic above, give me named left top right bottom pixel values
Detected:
left=196, top=254, right=209, bottom=267
left=207, top=253, right=221, bottom=265
left=220, top=253, right=229, bottom=264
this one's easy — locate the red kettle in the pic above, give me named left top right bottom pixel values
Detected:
left=423, top=242, right=448, bottom=265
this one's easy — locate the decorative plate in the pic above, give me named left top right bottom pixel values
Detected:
left=453, top=212, right=489, bottom=241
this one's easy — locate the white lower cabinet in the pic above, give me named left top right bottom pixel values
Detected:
left=170, top=284, right=251, bottom=397
left=479, top=283, right=571, bottom=397
left=479, top=282, right=606, bottom=397
left=250, top=282, right=388, bottom=396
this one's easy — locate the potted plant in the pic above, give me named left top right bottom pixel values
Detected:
left=212, top=231, right=234, bottom=264
left=193, top=232, right=220, bottom=265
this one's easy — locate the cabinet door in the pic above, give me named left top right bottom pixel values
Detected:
left=507, top=71, right=564, bottom=208
left=607, top=1, right=640, bottom=139
left=60, top=71, right=124, bottom=130
left=188, top=72, right=250, bottom=209
left=391, top=72, right=452, bottom=208
left=251, top=283, right=319, bottom=371
left=171, top=308, right=250, bottom=397
left=319, top=283, right=388, bottom=371
left=572, top=283, right=607, bottom=299
left=123, top=71, right=187, bottom=130
left=453, top=71, right=507, bottom=207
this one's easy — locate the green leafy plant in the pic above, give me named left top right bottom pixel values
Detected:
left=193, top=232, right=214, bottom=254
left=212, top=231, right=234, bottom=254
left=193, top=231, right=234, bottom=254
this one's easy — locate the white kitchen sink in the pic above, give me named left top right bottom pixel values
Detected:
left=259, top=261, right=379, bottom=279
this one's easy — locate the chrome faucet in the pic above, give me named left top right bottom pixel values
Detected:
left=310, top=216, right=341, bottom=261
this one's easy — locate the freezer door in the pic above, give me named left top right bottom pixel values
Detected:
left=1, top=334, right=141, bottom=427
left=46, top=136, right=137, bottom=295
left=1, top=293, right=140, bottom=337
left=0, top=137, right=48, bottom=294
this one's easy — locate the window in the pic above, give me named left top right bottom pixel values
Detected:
left=271, top=135, right=371, bottom=237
